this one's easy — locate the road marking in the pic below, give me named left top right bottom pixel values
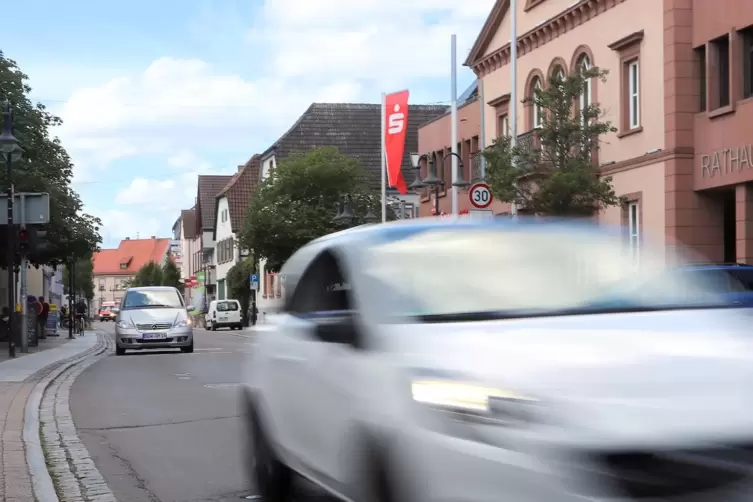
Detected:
left=195, top=348, right=224, bottom=351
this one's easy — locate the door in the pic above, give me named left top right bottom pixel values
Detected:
left=274, top=250, right=358, bottom=479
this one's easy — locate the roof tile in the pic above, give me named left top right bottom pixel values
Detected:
left=196, top=175, right=233, bottom=232
left=268, top=103, right=449, bottom=190
left=92, top=237, right=172, bottom=276
left=216, top=155, right=261, bottom=234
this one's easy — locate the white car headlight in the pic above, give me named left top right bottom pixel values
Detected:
left=116, top=319, right=134, bottom=330
left=411, top=379, right=538, bottom=414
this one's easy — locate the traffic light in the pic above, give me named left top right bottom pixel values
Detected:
left=17, top=228, right=29, bottom=254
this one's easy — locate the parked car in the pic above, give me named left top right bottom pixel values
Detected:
left=114, top=286, right=195, bottom=356
left=206, top=299, right=243, bottom=331
left=98, top=303, right=117, bottom=322
left=242, top=219, right=753, bottom=502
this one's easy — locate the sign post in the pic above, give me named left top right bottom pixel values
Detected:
left=469, top=182, right=493, bottom=210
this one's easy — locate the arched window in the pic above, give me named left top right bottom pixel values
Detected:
left=553, top=65, right=566, bottom=85
left=577, top=55, right=592, bottom=123
left=532, top=78, right=543, bottom=129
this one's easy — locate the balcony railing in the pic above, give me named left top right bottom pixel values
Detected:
left=515, top=129, right=541, bottom=156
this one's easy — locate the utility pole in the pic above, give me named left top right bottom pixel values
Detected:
left=67, top=259, right=74, bottom=339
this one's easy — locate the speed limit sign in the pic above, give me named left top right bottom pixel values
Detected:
left=469, top=183, right=493, bottom=209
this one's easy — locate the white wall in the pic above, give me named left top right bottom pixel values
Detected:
left=215, top=196, right=239, bottom=299
left=257, top=154, right=283, bottom=321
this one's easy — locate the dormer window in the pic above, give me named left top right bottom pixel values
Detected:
left=119, top=256, right=133, bottom=270
left=120, top=263, right=127, bottom=270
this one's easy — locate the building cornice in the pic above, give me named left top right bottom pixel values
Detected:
left=470, top=0, right=626, bottom=78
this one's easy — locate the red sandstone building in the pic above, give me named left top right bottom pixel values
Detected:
left=418, top=0, right=753, bottom=263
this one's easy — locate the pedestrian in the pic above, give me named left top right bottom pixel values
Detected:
left=39, top=296, right=50, bottom=339
left=60, top=304, right=68, bottom=327
left=250, top=301, right=258, bottom=326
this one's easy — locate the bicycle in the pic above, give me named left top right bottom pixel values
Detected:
left=75, top=315, right=85, bottom=335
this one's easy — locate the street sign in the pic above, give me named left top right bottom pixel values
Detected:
left=469, top=183, right=493, bottom=209
left=250, top=273, right=259, bottom=290
left=0, top=193, right=51, bottom=225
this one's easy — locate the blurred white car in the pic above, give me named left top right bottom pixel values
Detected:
left=242, top=219, right=753, bottom=502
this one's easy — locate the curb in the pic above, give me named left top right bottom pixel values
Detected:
left=24, top=332, right=111, bottom=502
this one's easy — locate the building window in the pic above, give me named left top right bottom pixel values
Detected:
left=578, top=55, right=592, bottom=125
left=711, top=35, right=730, bottom=108
left=98, top=278, right=105, bottom=291
left=498, top=114, right=509, bottom=136
left=696, top=45, right=707, bottom=111
left=628, top=201, right=640, bottom=264
left=741, top=26, right=753, bottom=98
left=628, top=61, right=640, bottom=129
left=532, top=78, right=543, bottom=129
left=120, top=263, right=127, bottom=270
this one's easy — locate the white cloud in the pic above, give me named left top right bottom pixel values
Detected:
left=56, top=0, right=494, bottom=238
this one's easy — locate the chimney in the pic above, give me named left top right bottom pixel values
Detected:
left=238, top=165, right=244, bottom=172
left=151, top=236, right=156, bottom=239
left=125, top=237, right=130, bottom=240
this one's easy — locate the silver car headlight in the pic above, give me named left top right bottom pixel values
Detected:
left=116, top=319, right=134, bottom=330
left=173, top=317, right=192, bottom=328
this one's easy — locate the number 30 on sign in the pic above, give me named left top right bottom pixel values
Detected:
left=469, top=183, right=493, bottom=209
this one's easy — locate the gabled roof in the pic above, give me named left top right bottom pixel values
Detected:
left=195, top=175, right=233, bottom=233
left=181, top=209, right=197, bottom=240
left=215, top=155, right=261, bottom=236
left=93, top=237, right=171, bottom=276
left=262, top=103, right=448, bottom=190
left=464, top=0, right=510, bottom=67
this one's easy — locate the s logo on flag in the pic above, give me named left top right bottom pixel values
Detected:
left=384, top=90, right=410, bottom=195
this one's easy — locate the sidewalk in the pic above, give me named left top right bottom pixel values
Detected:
left=0, top=331, right=100, bottom=500
left=0, top=328, right=76, bottom=371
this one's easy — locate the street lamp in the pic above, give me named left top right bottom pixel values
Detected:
left=0, top=99, right=22, bottom=358
left=333, top=194, right=379, bottom=226
left=410, top=152, right=470, bottom=216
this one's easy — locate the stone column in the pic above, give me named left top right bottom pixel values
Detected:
left=736, top=184, right=753, bottom=263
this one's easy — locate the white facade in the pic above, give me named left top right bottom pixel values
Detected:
left=257, top=154, right=283, bottom=322
left=214, top=196, right=240, bottom=300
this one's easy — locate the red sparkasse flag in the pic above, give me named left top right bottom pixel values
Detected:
left=384, top=90, right=409, bottom=194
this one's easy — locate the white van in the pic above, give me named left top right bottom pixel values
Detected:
left=206, top=299, right=243, bottom=331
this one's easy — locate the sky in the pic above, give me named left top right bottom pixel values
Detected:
left=3, top=0, right=494, bottom=248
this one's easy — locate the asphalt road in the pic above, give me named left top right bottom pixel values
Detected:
left=70, top=322, right=261, bottom=502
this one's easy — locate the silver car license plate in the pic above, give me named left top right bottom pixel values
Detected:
left=142, top=333, right=167, bottom=340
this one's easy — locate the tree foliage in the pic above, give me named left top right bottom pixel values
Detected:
left=227, top=257, right=254, bottom=325
left=0, top=51, right=101, bottom=267
left=483, top=66, right=619, bottom=216
left=62, top=256, right=95, bottom=301
left=162, top=258, right=182, bottom=291
left=240, top=147, right=388, bottom=271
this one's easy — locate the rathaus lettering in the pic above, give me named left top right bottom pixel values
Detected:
left=701, top=145, right=753, bottom=177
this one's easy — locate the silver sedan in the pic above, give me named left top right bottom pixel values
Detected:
left=114, top=286, right=195, bottom=355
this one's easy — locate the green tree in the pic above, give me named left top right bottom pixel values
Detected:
left=131, top=261, right=164, bottom=287
left=161, top=258, right=182, bottom=291
left=483, top=66, right=619, bottom=216
left=0, top=51, right=101, bottom=267
left=226, top=257, right=254, bottom=325
left=240, top=146, right=387, bottom=271
left=62, top=256, right=95, bottom=301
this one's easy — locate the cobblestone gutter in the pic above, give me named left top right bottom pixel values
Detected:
left=36, top=334, right=117, bottom=502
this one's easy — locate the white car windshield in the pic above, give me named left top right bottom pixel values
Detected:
left=362, top=227, right=729, bottom=320
left=217, top=301, right=239, bottom=312
left=122, top=289, right=183, bottom=310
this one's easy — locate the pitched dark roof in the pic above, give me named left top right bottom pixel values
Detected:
left=196, top=175, right=233, bottom=233
left=216, top=155, right=261, bottom=235
left=264, top=103, right=449, bottom=190
left=181, top=209, right=197, bottom=240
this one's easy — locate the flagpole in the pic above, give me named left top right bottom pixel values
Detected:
left=509, top=0, right=518, bottom=217
left=381, top=92, right=387, bottom=222
left=450, top=34, right=459, bottom=216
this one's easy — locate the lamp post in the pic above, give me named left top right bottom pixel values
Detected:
left=333, top=194, right=379, bottom=226
left=410, top=152, right=469, bottom=216
left=0, top=100, right=22, bottom=357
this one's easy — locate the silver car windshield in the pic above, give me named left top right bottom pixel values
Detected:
left=122, top=289, right=183, bottom=310
left=362, top=227, right=729, bottom=320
